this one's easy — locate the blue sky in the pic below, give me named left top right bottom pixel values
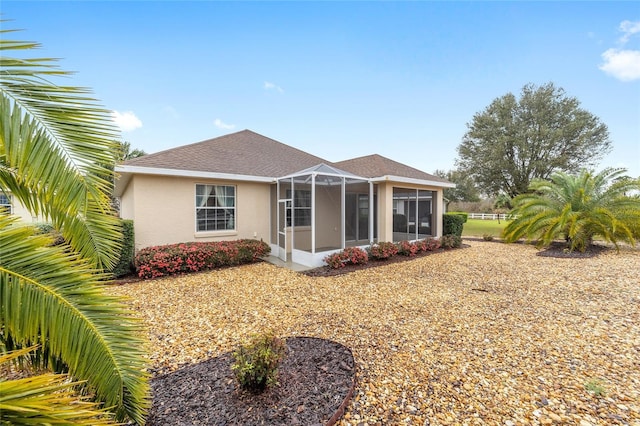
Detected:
left=3, top=1, right=640, bottom=178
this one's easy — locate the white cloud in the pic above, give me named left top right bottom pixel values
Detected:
left=599, top=20, right=640, bottom=82
left=599, top=48, right=640, bottom=81
left=111, top=110, right=142, bottom=132
left=619, top=20, right=640, bottom=44
left=264, top=81, right=284, bottom=93
left=214, top=118, right=235, bottom=130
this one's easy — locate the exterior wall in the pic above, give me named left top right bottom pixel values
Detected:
left=119, top=174, right=272, bottom=251
left=2, top=193, right=46, bottom=223
left=375, top=181, right=445, bottom=242
left=377, top=183, right=393, bottom=242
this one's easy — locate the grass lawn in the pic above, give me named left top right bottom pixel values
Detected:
left=462, top=218, right=509, bottom=237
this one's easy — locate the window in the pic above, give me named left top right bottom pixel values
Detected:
left=195, top=184, right=235, bottom=232
left=392, top=188, right=435, bottom=240
left=286, top=189, right=311, bottom=226
left=0, top=192, right=11, bottom=214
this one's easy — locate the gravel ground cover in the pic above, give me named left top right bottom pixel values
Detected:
left=109, top=240, right=640, bottom=425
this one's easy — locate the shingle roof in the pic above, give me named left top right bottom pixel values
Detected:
left=335, top=154, right=451, bottom=184
left=123, top=130, right=330, bottom=178
left=122, top=130, right=452, bottom=186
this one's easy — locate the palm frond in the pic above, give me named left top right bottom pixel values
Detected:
left=0, top=346, right=120, bottom=425
left=503, top=168, right=640, bottom=250
left=0, top=215, right=149, bottom=424
left=1, top=31, right=121, bottom=269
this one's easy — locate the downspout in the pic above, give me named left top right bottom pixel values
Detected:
left=311, top=173, right=316, bottom=254
left=369, top=180, right=374, bottom=245
left=341, top=177, right=345, bottom=249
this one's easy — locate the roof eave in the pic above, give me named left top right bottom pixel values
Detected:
left=369, top=175, right=456, bottom=188
left=114, top=165, right=275, bottom=191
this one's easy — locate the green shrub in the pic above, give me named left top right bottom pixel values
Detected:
left=110, top=219, right=135, bottom=278
left=446, top=212, right=468, bottom=223
left=440, top=234, right=462, bottom=249
left=443, top=214, right=465, bottom=237
left=232, top=332, right=286, bottom=392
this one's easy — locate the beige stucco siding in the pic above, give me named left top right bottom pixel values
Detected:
left=376, top=181, right=444, bottom=242
left=3, top=193, right=46, bottom=223
left=119, top=174, right=272, bottom=250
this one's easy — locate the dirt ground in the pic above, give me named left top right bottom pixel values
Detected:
left=109, top=240, right=640, bottom=425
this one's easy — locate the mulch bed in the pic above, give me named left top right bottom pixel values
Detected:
left=302, top=245, right=468, bottom=277
left=146, top=337, right=356, bottom=426
left=536, top=241, right=609, bottom=258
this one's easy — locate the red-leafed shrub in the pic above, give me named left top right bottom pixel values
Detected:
left=324, top=252, right=346, bottom=269
left=397, top=240, right=419, bottom=257
left=417, top=237, right=441, bottom=252
left=324, top=247, right=369, bottom=269
left=342, top=247, right=368, bottom=265
left=135, top=239, right=270, bottom=279
left=367, top=242, right=398, bottom=260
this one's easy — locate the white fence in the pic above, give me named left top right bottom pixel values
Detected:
left=467, top=213, right=511, bottom=220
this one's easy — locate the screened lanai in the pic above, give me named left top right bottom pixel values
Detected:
left=275, top=164, right=376, bottom=267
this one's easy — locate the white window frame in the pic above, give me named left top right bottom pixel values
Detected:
left=0, top=192, right=12, bottom=214
left=286, top=189, right=311, bottom=227
left=195, top=184, right=236, bottom=232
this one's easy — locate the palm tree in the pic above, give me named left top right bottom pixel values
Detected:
left=1, top=29, right=149, bottom=423
left=503, top=168, right=640, bottom=251
left=1, top=347, right=117, bottom=424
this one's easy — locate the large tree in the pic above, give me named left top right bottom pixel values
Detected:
left=117, top=140, right=146, bottom=162
left=434, top=169, right=480, bottom=207
left=0, top=30, right=149, bottom=423
left=456, top=82, right=611, bottom=197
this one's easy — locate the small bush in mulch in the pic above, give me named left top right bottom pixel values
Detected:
left=146, top=337, right=356, bottom=426
left=232, top=332, right=286, bottom=392
left=135, top=239, right=270, bottom=279
left=440, top=234, right=462, bottom=249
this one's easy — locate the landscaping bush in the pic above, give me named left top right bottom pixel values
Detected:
left=446, top=211, right=468, bottom=223
left=440, top=234, right=462, bottom=249
left=443, top=213, right=465, bottom=237
left=416, top=237, right=441, bottom=252
left=397, top=240, right=419, bottom=257
left=135, top=239, right=270, bottom=279
left=33, top=222, right=65, bottom=246
left=368, top=241, right=399, bottom=260
left=110, top=219, right=135, bottom=278
left=324, top=247, right=369, bottom=269
left=231, top=332, right=286, bottom=392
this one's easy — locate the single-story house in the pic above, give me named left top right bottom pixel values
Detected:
left=114, top=130, right=454, bottom=267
